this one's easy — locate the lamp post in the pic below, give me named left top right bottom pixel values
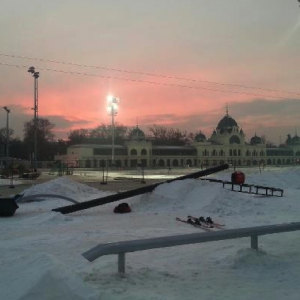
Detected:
left=107, top=95, right=119, bottom=167
left=3, top=106, right=10, bottom=158
left=28, top=66, right=39, bottom=170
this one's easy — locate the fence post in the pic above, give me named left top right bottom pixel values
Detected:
left=251, top=235, right=258, bottom=250
left=118, top=253, right=126, bottom=274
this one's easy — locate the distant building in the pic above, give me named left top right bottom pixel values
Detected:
left=55, top=113, right=300, bottom=168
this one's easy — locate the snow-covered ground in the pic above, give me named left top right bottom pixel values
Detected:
left=1, top=167, right=300, bottom=300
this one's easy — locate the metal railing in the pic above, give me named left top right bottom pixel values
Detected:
left=82, top=222, right=300, bottom=274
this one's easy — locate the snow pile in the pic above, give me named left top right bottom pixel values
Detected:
left=0, top=253, right=99, bottom=300
left=20, top=177, right=113, bottom=202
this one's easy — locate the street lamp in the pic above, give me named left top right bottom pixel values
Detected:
left=107, top=94, right=119, bottom=167
left=3, top=106, right=10, bottom=158
left=28, top=66, right=40, bottom=170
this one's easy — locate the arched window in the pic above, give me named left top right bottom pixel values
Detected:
left=229, top=135, right=240, bottom=144
left=158, top=159, right=165, bottom=167
left=141, top=149, right=147, bottom=155
left=260, top=151, right=264, bottom=156
left=230, top=149, right=233, bottom=156
left=93, top=159, right=97, bottom=168
left=238, top=150, right=241, bottom=156
left=212, top=149, right=217, bottom=156
left=130, top=149, right=137, bottom=156
left=219, top=150, right=224, bottom=156
left=186, top=159, right=192, bottom=166
left=85, top=160, right=91, bottom=168
left=173, top=159, right=179, bottom=167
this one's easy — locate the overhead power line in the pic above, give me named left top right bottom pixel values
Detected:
left=0, top=61, right=299, bottom=101
left=1, top=52, right=300, bottom=97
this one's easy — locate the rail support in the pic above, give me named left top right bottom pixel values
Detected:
left=118, top=253, right=126, bottom=274
left=251, top=235, right=258, bottom=250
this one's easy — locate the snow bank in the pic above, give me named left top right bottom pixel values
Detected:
left=1, top=169, right=300, bottom=300
left=20, top=177, right=112, bottom=202
left=0, top=253, right=99, bottom=300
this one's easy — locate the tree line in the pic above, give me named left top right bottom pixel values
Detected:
left=0, top=118, right=197, bottom=161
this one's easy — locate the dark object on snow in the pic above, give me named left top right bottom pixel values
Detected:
left=114, top=203, right=131, bottom=214
left=231, top=171, right=245, bottom=185
left=53, top=164, right=229, bottom=214
left=0, top=198, right=19, bottom=217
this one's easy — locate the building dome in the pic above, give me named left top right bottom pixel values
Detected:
left=216, top=115, right=238, bottom=133
left=292, top=134, right=300, bottom=143
left=195, top=131, right=206, bottom=142
left=250, top=134, right=262, bottom=145
left=129, top=126, right=145, bottom=141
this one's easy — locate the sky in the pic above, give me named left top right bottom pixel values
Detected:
left=0, top=0, right=300, bottom=144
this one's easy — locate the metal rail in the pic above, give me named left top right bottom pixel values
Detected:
left=82, top=222, right=300, bottom=274
left=202, top=178, right=284, bottom=197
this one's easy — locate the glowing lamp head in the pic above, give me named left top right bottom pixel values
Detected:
left=107, top=94, right=114, bottom=105
left=107, top=95, right=120, bottom=115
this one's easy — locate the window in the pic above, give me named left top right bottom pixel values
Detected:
left=130, top=149, right=137, bottom=156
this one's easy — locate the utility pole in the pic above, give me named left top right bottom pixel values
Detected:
left=107, top=95, right=119, bottom=167
left=28, top=66, right=40, bottom=170
left=3, top=106, right=10, bottom=158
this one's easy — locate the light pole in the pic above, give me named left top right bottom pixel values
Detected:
left=3, top=106, right=10, bottom=158
left=107, top=95, right=119, bottom=167
left=28, top=66, right=39, bottom=170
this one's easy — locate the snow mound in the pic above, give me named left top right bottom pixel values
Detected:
left=20, top=177, right=112, bottom=202
left=220, top=248, right=285, bottom=270
left=0, top=253, right=99, bottom=300
left=132, top=179, right=225, bottom=213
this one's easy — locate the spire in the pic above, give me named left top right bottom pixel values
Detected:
left=226, top=103, right=229, bottom=116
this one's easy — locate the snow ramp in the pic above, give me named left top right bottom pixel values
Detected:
left=52, top=164, right=229, bottom=215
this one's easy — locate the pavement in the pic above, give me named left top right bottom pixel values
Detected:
left=0, top=169, right=179, bottom=198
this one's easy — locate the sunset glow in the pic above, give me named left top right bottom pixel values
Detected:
left=0, top=1, right=299, bottom=143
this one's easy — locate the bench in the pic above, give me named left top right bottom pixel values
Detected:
left=82, top=222, right=300, bottom=274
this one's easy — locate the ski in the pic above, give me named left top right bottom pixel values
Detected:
left=175, top=217, right=213, bottom=231
left=187, top=216, right=225, bottom=229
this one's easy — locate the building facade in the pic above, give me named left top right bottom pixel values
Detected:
left=55, top=113, right=300, bottom=168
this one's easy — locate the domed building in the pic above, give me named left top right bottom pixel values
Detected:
left=195, top=131, right=207, bottom=142
left=192, top=112, right=265, bottom=167
left=125, top=126, right=152, bottom=167
left=216, top=114, right=238, bottom=133
left=210, top=113, right=245, bottom=146
left=250, top=134, right=262, bottom=145
left=55, top=112, right=299, bottom=168
left=129, top=126, right=146, bottom=141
